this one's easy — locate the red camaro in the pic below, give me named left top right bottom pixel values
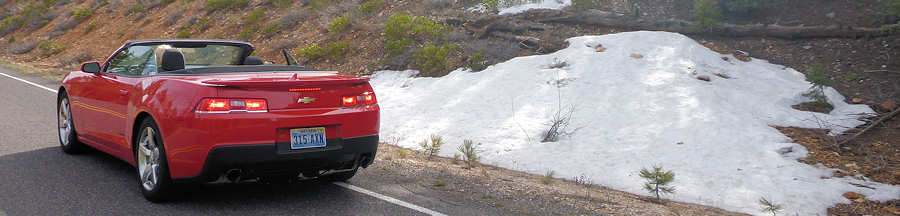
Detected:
left=57, top=39, right=379, bottom=202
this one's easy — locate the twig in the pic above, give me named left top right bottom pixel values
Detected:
left=839, top=108, right=900, bottom=146
left=863, top=69, right=900, bottom=74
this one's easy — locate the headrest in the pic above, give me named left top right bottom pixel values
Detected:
left=161, top=49, right=185, bottom=71
left=244, top=56, right=264, bottom=65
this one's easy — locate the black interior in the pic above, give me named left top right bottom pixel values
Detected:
left=160, top=50, right=186, bottom=72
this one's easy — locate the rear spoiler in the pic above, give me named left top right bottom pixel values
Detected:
left=201, top=77, right=370, bottom=87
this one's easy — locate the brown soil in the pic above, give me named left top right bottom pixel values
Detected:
left=374, top=143, right=745, bottom=215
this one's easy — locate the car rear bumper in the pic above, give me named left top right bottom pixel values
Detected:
left=173, top=135, right=378, bottom=183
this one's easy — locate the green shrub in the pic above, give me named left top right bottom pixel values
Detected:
left=7, top=36, right=14, bottom=43
left=888, top=0, right=900, bottom=16
left=84, top=20, right=96, bottom=34
left=414, top=43, right=456, bottom=77
left=881, top=24, right=900, bottom=34
left=639, top=165, right=675, bottom=200
left=418, top=134, right=444, bottom=159
left=541, top=170, right=554, bottom=184
left=482, top=0, right=500, bottom=12
left=38, top=40, right=64, bottom=57
left=245, top=9, right=265, bottom=26
left=357, top=0, right=385, bottom=14
left=308, top=0, right=329, bottom=9
left=130, top=4, right=145, bottom=14
left=758, top=197, right=783, bottom=216
left=385, top=37, right=413, bottom=56
left=800, top=63, right=833, bottom=111
left=71, top=9, right=93, bottom=21
left=297, top=44, right=326, bottom=60
left=571, top=0, right=605, bottom=11
left=432, top=180, right=446, bottom=187
left=692, top=0, right=722, bottom=31
left=176, top=29, right=191, bottom=38
left=205, top=0, right=250, bottom=12
left=296, top=41, right=349, bottom=61
left=327, top=16, right=350, bottom=32
left=845, top=72, right=859, bottom=81
left=457, top=139, right=479, bottom=168
left=466, top=50, right=487, bottom=71
left=383, top=14, right=446, bottom=41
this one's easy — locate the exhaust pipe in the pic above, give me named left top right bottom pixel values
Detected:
left=226, top=169, right=243, bottom=183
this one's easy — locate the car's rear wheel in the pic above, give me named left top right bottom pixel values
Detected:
left=57, top=92, right=84, bottom=154
left=135, top=118, right=174, bottom=202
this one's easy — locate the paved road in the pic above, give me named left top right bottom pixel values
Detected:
left=0, top=68, right=508, bottom=216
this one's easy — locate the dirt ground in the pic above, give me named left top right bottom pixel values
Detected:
left=372, top=143, right=745, bottom=215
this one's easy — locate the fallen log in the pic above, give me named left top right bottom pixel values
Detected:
left=503, top=9, right=893, bottom=40
left=839, top=107, right=900, bottom=146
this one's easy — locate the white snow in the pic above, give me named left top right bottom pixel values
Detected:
left=499, top=0, right=571, bottom=14
left=369, top=31, right=900, bottom=215
left=469, top=0, right=572, bottom=15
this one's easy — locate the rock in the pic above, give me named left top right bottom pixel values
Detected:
left=842, top=191, right=864, bottom=201
left=851, top=98, right=863, bottom=104
left=880, top=100, right=897, bottom=111
left=595, top=44, right=606, bottom=52
left=697, top=75, right=710, bottom=82
left=825, top=12, right=835, bottom=18
left=803, top=45, right=813, bottom=50
left=630, top=53, right=643, bottom=59
left=886, top=206, right=900, bottom=215
left=733, top=50, right=751, bottom=62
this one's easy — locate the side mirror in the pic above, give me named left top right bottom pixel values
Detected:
left=81, top=62, right=100, bottom=73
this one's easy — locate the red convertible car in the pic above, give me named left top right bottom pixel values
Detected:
left=57, top=39, right=379, bottom=202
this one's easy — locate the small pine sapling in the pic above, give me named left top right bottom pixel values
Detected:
left=419, top=134, right=443, bottom=159
left=541, top=170, right=555, bottom=185
left=457, top=139, right=479, bottom=168
left=758, top=197, right=783, bottom=216
left=639, top=165, right=675, bottom=200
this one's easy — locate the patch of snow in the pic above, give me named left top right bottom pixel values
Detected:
left=469, top=0, right=572, bottom=14
left=369, top=31, right=899, bottom=215
left=499, top=0, right=571, bottom=14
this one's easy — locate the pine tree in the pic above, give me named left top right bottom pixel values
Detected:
left=639, top=165, right=675, bottom=200
left=759, top=197, right=783, bottom=216
left=803, top=63, right=833, bottom=105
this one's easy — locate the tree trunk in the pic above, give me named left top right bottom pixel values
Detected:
left=465, top=9, right=893, bottom=40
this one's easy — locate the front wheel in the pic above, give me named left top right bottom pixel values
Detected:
left=135, top=118, right=174, bottom=202
left=58, top=92, right=84, bottom=154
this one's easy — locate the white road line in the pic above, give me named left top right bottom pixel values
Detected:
left=0, top=72, right=58, bottom=93
left=333, top=182, right=448, bottom=216
left=0, top=71, right=448, bottom=216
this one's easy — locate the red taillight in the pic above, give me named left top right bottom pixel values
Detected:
left=196, top=98, right=268, bottom=113
left=343, top=92, right=377, bottom=107
left=342, top=96, right=358, bottom=106
left=363, top=93, right=376, bottom=105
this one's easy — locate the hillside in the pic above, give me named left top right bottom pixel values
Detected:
left=1, top=0, right=899, bottom=215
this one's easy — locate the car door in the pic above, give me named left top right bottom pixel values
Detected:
left=78, top=45, right=157, bottom=153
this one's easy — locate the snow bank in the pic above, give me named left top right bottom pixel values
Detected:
left=469, top=0, right=572, bottom=15
left=369, top=31, right=899, bottom=215
left=498, top=0, right=571, bottom=14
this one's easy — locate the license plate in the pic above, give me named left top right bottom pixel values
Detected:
left=290, top=127, right=327, bottom=149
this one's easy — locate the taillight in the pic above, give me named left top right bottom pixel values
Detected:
left=196, top=98, right=268, bottom=113
left=342, top=92, right=377, bottom=107
left=342, top=96, right=358, bottom=106
left=363, top=92, right=376, bottom=105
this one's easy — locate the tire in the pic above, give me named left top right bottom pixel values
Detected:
left=57, top=92, right=84, bottom=154
left=322, top=167, right=359, bottom=182
left=134, top=118, right=174, bottom=202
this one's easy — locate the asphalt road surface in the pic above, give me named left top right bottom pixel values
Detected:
left=0, top=68, right=510, bottom=216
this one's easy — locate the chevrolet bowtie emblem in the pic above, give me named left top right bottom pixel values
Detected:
left=298, top=97, right=316, bottom=104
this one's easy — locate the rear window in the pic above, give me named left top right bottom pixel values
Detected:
left=156, top=44, right=244, bottom=68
